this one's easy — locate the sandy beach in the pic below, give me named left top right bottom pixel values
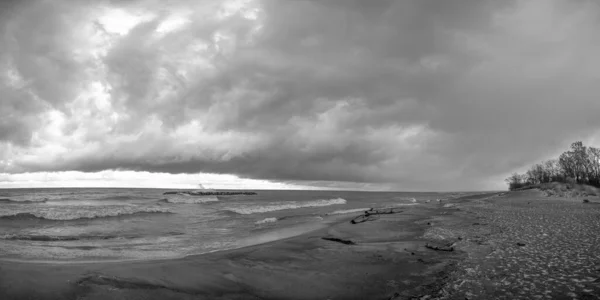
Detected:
left=439, top=190, right=600, bottom=299
left=1, top=191, right=599, bottom=299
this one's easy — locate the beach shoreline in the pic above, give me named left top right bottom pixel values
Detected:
left=0, top=193, right=497, bottom=300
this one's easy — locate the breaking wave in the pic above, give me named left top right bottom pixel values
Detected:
left=390, top=203, right=419, bottom=207
left=91, top=195, right=153, bottom=201
left=0, top=198, right=47, bottom=204
left=255, top=217, right=278, bottom=224
left=327, top=208, right=372, bottom=215
left=0, top=208, right=172, bottom=221
left=0, top=234, right=125, bottom=241
left=224, top=198, right=347, bottom=215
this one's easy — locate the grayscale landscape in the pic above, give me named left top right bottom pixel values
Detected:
left=1, top=0, right=599, bottom=299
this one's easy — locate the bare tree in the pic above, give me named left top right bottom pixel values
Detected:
left=505, top=141, right=600, bottom=190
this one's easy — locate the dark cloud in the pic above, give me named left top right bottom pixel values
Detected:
left=1, top=0, right=600, bottom=190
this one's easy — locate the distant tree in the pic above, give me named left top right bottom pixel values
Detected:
left=587, top=147, right=600, bottom=186
left=570, top=141, right=589, bottom=183
left=505, top=172, right=527, bottom=190
left=559, top=151, right=576, bottom=183
left=544, top=159, right=561, bottom=182
left=505, top=141, right=600, bottom=190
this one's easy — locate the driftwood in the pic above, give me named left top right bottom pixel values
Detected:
left=350, top=208, right=403, bottom=224
left=425, top=242, right=454, bottom=252
left=321, top=237, right=356, bottom=245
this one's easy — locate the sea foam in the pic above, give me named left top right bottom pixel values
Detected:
left=255, top=217, right=278, bottom=224
left=225, top=198, right=347, bottom=215
left=327, top=208, right=372, bottom=215
left=0, top=207, right=171, bottom=221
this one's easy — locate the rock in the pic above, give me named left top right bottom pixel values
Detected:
left=516, top=242, right=526, bottom=246
left=163, top=191, right=257, bottom=196
left=583, top=199, right=590, bottom=203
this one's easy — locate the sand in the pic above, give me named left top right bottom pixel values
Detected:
left=7, top=190, right=596, bottom=299
left=438, top=190, right=600, bottom=299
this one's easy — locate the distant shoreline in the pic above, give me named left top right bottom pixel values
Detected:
left=0, top=186, right=502, bottom=194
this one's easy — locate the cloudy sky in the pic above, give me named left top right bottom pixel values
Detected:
left=1, top=0, right=600, bottom=191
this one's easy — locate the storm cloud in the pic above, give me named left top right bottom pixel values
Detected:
left=1, top=0, right=600, bottom=190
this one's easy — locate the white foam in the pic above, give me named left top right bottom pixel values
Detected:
left=44, top=200, right=137, bottom=207
left=0, top=206, right=170, bottom=221
left=328, top=208, right=371, bottom=215
left=255, top=217, right=278, bottom=224
left=226, top=198, right=347, bottom=215
left=391, top=203, right=419, bottom=207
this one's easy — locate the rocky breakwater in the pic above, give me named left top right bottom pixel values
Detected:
left=163, top=191, right=258, bottom=196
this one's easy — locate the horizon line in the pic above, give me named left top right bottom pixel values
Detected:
left=0, top=186, right=502, bottom=193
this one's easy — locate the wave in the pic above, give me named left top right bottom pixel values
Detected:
left=160, top=195, right=219, bottom=204
left=0, top=234, right=123, bottom=241
left=390, top=203, right=419, bottom=207
left=1, top=231, right=184, bottom=242
left=91, top=195, right=152, bottom=201
left=224, top=198, right=347, bottom=215
left=327, top=208, right=372, bottom=215
left=255, top=217, right=278, bottom=224
left=0, top=198, right=47, bottom=204
left=0, top=208, right=172, bottom=221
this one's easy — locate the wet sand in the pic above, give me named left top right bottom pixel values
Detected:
left=0, top=194, right=496, bottom=300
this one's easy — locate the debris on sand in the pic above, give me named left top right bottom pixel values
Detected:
left=425, top=243, right=454, bottom=252
left=350, top=208, right=403, bottom=224
left=321, top=237, right=356, bottom=245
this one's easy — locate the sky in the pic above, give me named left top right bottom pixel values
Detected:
left=1, top=0, right=600, bottom=191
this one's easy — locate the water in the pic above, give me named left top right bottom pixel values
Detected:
left=0, top=188, right=469, bottom=263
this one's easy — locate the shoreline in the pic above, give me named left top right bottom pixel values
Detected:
left=0, top=213, right=356, bottom=266
left=0, top=194, right=497, bottom=300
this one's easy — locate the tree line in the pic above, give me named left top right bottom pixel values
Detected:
left=505, top=141, right=600, bottom=190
